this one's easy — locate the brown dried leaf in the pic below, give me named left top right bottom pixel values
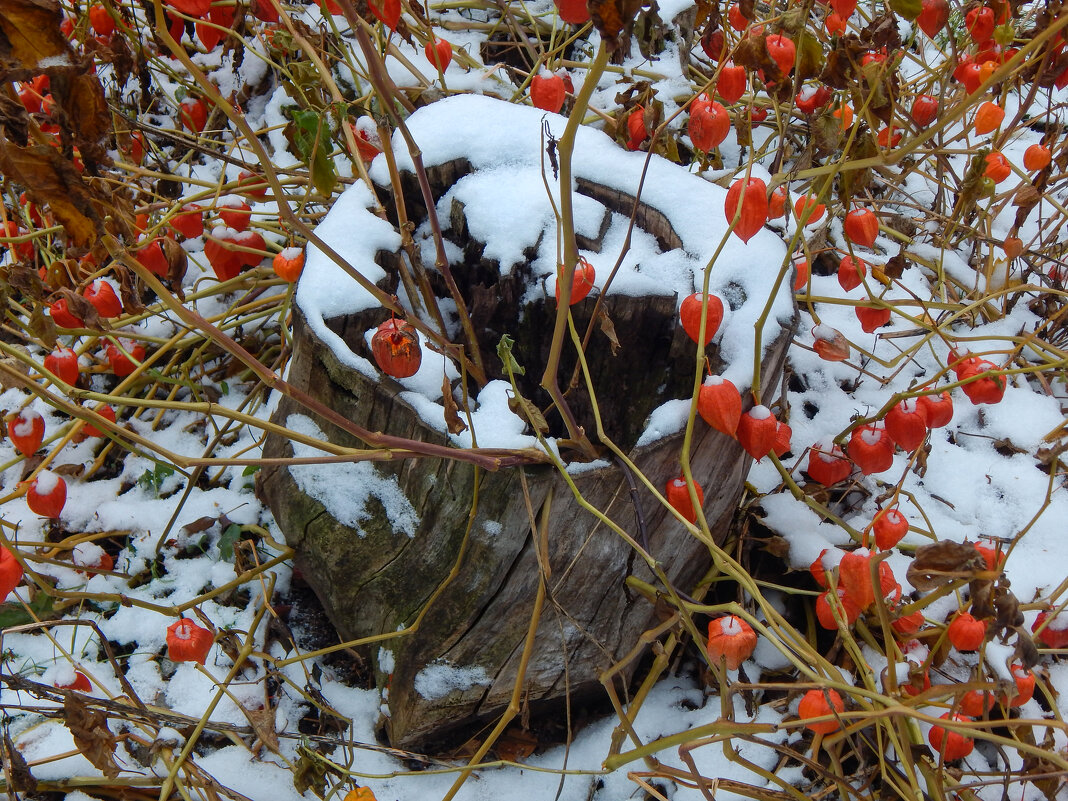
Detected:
left=442, top=376, right=467, bottom=435
left=0, top=142, right=99, bottom=247
left=819, top=35, right=865, bottom=88
left=161, top=237, right=188, bottom=290
left=52, top=287, right=101, bottom=329
left=812, top=114, right=842, bottom=156
left=761, top=535, right=791, bottom=559
left=496, top=727, right=537, bottom=762
left=882, top=249, right=908, bottom=280
left=837, top=130, right=876, bottom=202
left=1014, top=627, right=1040, bottom=669
left=6, top=260, right=46, bottom=300
left=27, top=304, right=56, bottom=349
left=993, top=437, right=1027, bottom=456
left=860, top=11, right=901, bottom=51
left=181, top=516, right=218, bottom=535
left=114, top=264, right=145, bottom=315
left=507, top=393, right=549, bottom=435
left=597, top=307, right=621, bottom=355
left=0, top=352, right=32, bottom=393
left=1013, top=184, right=1041, bottom=209
left=91, top=23, right=135, bottom=88
left=992, top=585, right=1024, bottom=630
left=48, top=70, right=111, bottom=167
left=0, top=86, right=29, bottom=144
left=63, top=696, right=120, bottom=778
left=906, top=540, right=986, bottom=592
left=588, top=0, right=642, bottom=55
left=43, top=257, right=81, bottom=291
left=0, top=0, right=71, bottom=76
left=693, top=0, right=713, bottom=28
left=242, top=703, right=281, bottom=755
left=970, top=577, right=994, bottom=619
left=734, top=35, right=783, bottom=86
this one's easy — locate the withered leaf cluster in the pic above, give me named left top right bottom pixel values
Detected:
left=0, top=0, right=132, bottom=250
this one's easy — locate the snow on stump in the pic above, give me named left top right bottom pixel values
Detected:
left=257, top=95, right=796, bottom=752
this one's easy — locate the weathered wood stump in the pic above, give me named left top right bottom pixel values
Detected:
left=258, top=96, right=796, bottom=752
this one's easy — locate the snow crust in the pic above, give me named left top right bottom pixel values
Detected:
left=285, top=413, right=419, bottom=537
left=413, top=660, right=491, bottom=699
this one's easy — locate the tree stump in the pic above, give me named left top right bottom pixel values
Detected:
left=257, top=96, right=796, bottom=752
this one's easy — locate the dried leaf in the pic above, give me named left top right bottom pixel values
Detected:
left=181, top=516, right=218, bottom=535
left=242, top=703, right=281, bottom=755
left=635, top=5, right=668, bottom=59
left=860, top=12, right=901, bottom=51
left=795, top=31, right=825, bottom=81
left=90, top=20, right=136, bottom=87
left=813, top=114, right=842, bottom=156
left=496, top=727, right=538, bottom=762
left=292, top=748, right=331, bottom=797
left=0, top=142, right=99, bottom=247
left=1013, top=184, right=1041, bottom=208
left=693, top=0, right=713, bottom=28
left=48, top=70, right=111, bottom=166
left=760, top=535, right=791, bottom=559
left=993, top=437, right=1027, bottom=456
left=442, top=376, right=467, bottom=435
left=837, top=130, right=876, bottom=202
left=597, top=307, right=621, bottom=355
left=6, top=260, right=46, bottom=300
left=819, top=35, right=865, bottom=88
left=114, top=264, right=146, bottom=315
left=733, top=35, right=783, bottom=86
left=0, top=0, right=71, bottom=76
left=588, top=0, right=643, bottom=55
left=1013, top=627, right=1040, bottom=669
left=63, top=696, right=120, bottom=778
left=161, top=236, right=189, bottom=290
left=0, top=86, right=29, bottom=144
left=52, top=287, right=101, bottom=329
left=970, top=577, right=994, bottom=619
left=882, top=249, right=907, bottom=280
left=543, top=120, right=559, bottom=180
left=733, top=108, right=752, bottom=148
left=0, top=353, right=31, bottom=392
left=906, top=540, right=987, bottom=592
left=992, top=585, right=1023, bottom=630
left=507, top=393, right=549, bottom=435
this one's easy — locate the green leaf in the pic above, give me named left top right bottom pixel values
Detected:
left=796, top=32, right=826, bottom=81
left=219, top=523, right=242, bottom=561
left=888, top=0, right=921, bottom=20
left=310, top=149, right=337, bottom=196
left=138, top=463, right=176, bottom=494
left=0, top=594, right=54, bottom=628
left=241, top=464, right=261, bottom=477
left=221, top=381, right=229, bottom=396
left=497, top=334, right=525, bottom=376
left=289, top=109, right=337, bottom=196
